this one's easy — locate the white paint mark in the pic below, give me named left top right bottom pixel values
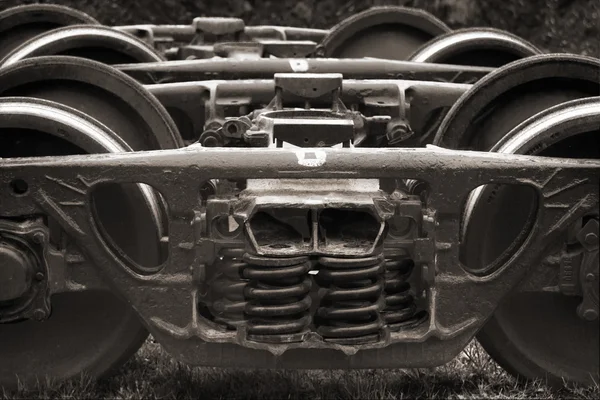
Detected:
left=295, top=150, right=327, bottom=167
left=228, top=215, right=239, bottom=232
left=289, top=59, right=309, bottom=72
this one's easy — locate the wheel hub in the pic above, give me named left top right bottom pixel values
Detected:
left=0, top=240, right=33, bottom=302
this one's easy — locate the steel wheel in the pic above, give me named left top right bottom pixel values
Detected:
left=471, top=98, right=599, bottom=386
left=435, top=54, right=600, bottom=385
left=0, top=97, right=167, bottom=388
left=409, top=27, right=542, bottom=68
left=0, top=56, right=183, bottom=151
left=1, top=25, right=165, bottom=67
left=409, top=29, right=542, bottom=145
left=318, top=6, right=450, bottom=60
left=0, top=4, right=98, bottom=60
left=433, top=54, right=600, bottom=150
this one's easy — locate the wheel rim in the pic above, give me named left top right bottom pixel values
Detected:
left=408, top=27, right=542, bottom=68
left=1, top=25, right=165, bottom=67
left=0, top=97, right=162, bottom=388
left=0, top=4, right=98, bottom=60
left=462, top=97, right=600, bottom=385
left=432, top=54, right=600, bottom=150
left=0, top=56, right=183, bottom=151
left=409, top=29, right=542, bottom=146
left=319, top=6, right=450, bottom=60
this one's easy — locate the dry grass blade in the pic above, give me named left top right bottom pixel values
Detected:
left=2, top=339, right=598, bottom=400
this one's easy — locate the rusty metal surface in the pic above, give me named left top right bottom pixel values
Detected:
left=0, top=143, right=597, bottom=367
left=145, top=76, right=470, bottom=144
left=115, top=57, right=493, bottom=84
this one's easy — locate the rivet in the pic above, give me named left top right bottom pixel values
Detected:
left=584, top=232, right=598, bottom=246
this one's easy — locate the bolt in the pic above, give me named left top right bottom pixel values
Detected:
left=33, top=309, right=46, bottom=321
left=584, top=232, right=599, bottom=246
left=35, top=272, right=45, bottom=281
left=583, top=309, right=598, bottom=321
left=32, top=232, right=44, bottom=244
left=586, top=273, right=596, bottom=282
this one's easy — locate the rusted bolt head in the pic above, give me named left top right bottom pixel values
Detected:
left=584, top=232, right=598, bottom=246
left=32, top=232, right=45, bottom=244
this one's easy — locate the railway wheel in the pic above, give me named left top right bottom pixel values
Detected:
left=408, top=27, right=542, bottom=68
left=1, top=25, right=165, bottom=67
left=409, top=28, right=542, bottom=145
left=0, top=4, right=98, bottom=60
left=433, top=54, right=600, bottom=150
left=0, top=56, right=183, bottom=151
left=435, top=55, right=600, bottom=386
left=470, top=97, right=599, bottom=387
left=318, top=6, right=450, bottom=60
left=0, top=97, right=167, bottom=389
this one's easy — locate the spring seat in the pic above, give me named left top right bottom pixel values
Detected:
left=315, top=254, right=386, bottom=344
left=242, top=253, right=312, bottom=343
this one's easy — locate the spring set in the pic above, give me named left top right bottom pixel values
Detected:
left=381, top=255, right=424, bottom=330
left=211, top=248, right=249, bottom=329
left=242, top=254, right=313, bottom=343
left=315, top=254, right=386, bottom=344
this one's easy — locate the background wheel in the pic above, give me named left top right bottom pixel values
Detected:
left=1, top=25, right=165, bottom=67
left=0, top=4, right=98, bottom=60
left=409, top=27, right=542, bottom=68
left=318, top=6, right=450, bottom=60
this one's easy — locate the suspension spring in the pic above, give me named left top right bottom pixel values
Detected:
left=315, top=254, right=386, bottom=344
left=381, top=255, right=423, bottom=330
left=211, top=248, right=249, bottom=328
left=242, top=254, right=312, bottom=343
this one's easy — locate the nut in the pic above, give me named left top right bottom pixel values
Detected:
left=32, top=232, right=45, bottom=244
left=584, top=232, right=599, bottom=246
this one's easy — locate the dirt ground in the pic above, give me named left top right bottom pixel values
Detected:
left=1, top=0, right=598, bottom=56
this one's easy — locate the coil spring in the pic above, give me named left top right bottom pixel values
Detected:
left=315, top=254, right=386, bottom=344
left=242, top=253, right=312, bottom=343
left=211, top=248, right=249, bottom=328
left=382, top=256, right=424, bottom=330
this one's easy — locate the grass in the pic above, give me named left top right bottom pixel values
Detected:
left=2, top=338, right=598, bottom=399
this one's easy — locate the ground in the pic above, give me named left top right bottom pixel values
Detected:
left=0, top=0, right=599, bottom=399
left=2, top=340, right=599, bottom=399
